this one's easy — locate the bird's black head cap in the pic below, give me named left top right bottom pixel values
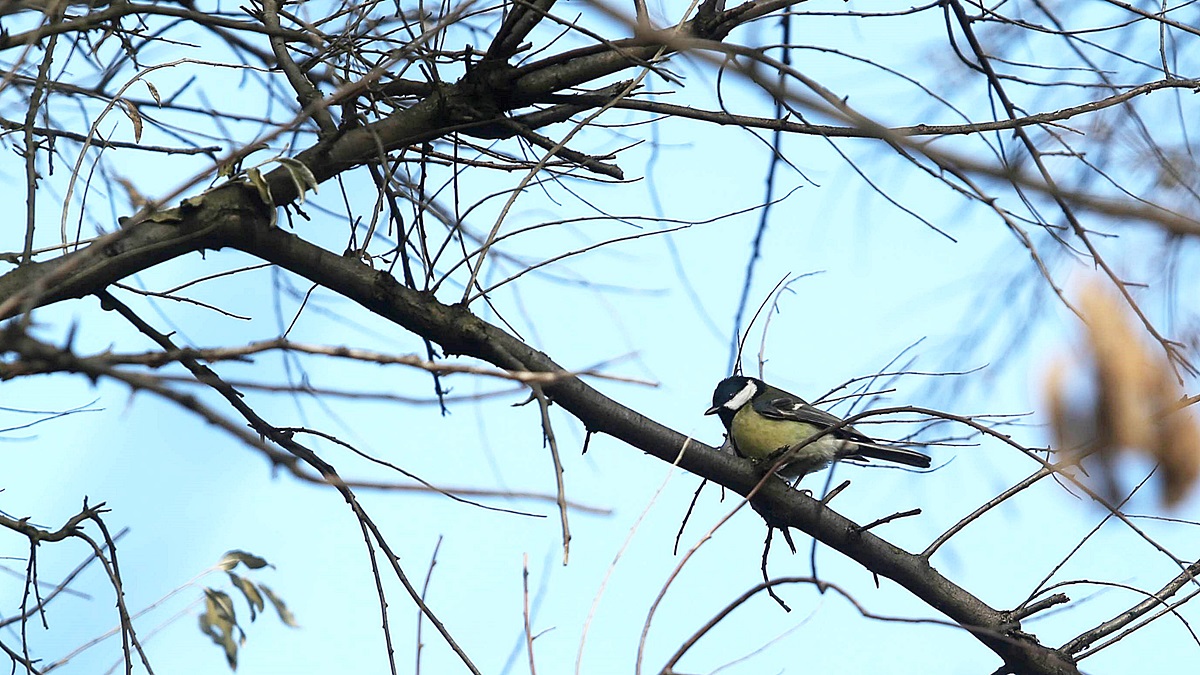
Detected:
left=704, top=376, right=763, bottom=426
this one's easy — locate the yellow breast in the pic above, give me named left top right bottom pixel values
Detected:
left=730, top=405, right=814, bottom=460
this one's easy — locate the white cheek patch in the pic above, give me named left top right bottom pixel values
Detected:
left=725, top=381, right=757, bottom=410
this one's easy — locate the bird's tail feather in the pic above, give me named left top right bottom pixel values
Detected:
left=852, top=441, right=931, bottom=468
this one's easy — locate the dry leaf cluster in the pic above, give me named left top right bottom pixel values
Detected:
left=1046, top=284, right=1200, bottom=507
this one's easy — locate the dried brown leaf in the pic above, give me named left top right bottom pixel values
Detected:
left=1050, top=283, right=1199, bottom=508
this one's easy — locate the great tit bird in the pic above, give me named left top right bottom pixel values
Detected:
left=705, top=375, right=931, bottom=478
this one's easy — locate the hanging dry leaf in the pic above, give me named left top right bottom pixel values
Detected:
left=115, top=98, right=142, bottom=143
left=1048, top=283, right=1200, bottom=508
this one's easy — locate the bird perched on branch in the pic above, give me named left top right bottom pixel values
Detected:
left=705, top=375, right=931, bottom=478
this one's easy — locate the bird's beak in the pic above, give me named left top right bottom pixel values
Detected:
left=703, top=405, right=720, bottom=416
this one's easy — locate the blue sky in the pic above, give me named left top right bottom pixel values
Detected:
left=4, top=1, right=1200, bottom=674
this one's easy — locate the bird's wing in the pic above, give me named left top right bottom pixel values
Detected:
left=755, top=394, right=931, bottom=468
left=753, top=395, right=872, bottom=442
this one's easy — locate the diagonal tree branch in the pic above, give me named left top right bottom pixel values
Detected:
left=0, top=176, right=1081, bottom=675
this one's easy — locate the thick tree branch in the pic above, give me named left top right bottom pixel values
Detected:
left=9, top=3, right=1193, bottom=672
left=0, top=184, right=1080, bottom=675
left=486, top=0, right=560, bottom=60
left=234, top=211, right=1083, bottom=675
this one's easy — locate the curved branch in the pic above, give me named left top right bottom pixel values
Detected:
left=0, top=2, right=311, bottom=49
left=0, top=178, right=1079, bottom=674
